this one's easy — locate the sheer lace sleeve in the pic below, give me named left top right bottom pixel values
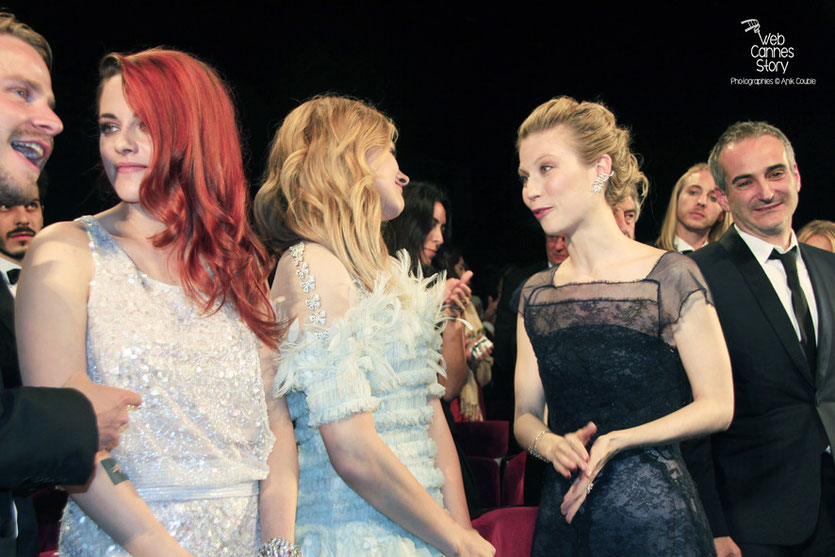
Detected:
left=649, top=252, right=715, bottom=344
left=514, top=267, right=556, bottom=317
left=271, top=242, right=380, bottom=427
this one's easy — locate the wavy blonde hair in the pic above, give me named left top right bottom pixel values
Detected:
left=255, top=96, right=397, bottom=291
left=655, top=163, right=731, bottom=251
left=798, top=220, right=835, bottom=251
left=517, top=96, right=649, bottom=210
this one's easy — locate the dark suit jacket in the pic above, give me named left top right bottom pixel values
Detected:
left=490, top=260, right=548, bottom=399
left=0, top=281, right=97, bottom=556
left=687, top=227, right=835, bottom=545
left=0, top=277, right=20, bottom=391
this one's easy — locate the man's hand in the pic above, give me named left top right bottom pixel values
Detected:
left=714, top=536, right=742, bottom=557
left=63, top=372, right=142, bottom=450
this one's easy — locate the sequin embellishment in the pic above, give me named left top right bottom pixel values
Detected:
left=58, top=216, right=273, bottom=556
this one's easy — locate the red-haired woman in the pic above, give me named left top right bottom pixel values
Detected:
left=18, top=49, right=298, bottom=556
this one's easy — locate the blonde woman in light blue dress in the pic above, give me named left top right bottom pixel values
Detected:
left=254, top=96, right=494, bottom=557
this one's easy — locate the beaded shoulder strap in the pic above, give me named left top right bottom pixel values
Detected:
left=289, top=242, right=329, bottom=338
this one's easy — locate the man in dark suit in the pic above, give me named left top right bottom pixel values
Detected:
left=0, top=191, right=44, bottom=391
left=0, top=12, right=141, bottom=555
left=490, top=234, right=567, bottom=414
left=688, top=121, right=835, bottom=556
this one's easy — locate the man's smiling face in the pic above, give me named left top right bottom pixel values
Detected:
left=0, top=34, right=62, bottom=205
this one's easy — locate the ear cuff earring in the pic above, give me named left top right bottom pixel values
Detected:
left=592, top=171, right=615, bottom=193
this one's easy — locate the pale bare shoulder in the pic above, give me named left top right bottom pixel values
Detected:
left=636, top=242, right=667, bottom=259
left=17, top=220, right=93, bottom=387
left=27, top=219, right=90, bottom=252
left=21, top=220, right=94, bottom=283
left=615, top=241, right=670, bottom=279
left=619, top=239, right=667, bottom=263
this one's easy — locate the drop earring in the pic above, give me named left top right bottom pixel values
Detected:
left=592, top=171, right=614, bottom=193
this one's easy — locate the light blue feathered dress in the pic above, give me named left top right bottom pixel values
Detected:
left=274, top=243, right=449, bottom=556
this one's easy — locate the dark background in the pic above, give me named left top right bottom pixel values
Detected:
left=10, top=2, right=835, bottom=295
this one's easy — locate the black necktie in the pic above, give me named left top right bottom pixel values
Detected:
left=770, top=247, right=817, bottom=371
left=6, top=268, right=19, bottom=285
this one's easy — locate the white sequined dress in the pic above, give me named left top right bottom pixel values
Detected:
left=58, top=216, right=274, bottom=556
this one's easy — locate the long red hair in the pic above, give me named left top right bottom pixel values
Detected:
left=99, top=49, right=279, bottom=348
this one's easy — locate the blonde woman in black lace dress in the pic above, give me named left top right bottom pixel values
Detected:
left=513, top=97, right=734, bottom=556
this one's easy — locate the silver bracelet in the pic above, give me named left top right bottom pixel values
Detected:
left=529, top=429, right=550, bottom=462
left=258, top=537, right=301, bottom=557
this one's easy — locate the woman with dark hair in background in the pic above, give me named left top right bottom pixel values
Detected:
left=255, top=96, right=492, bottom=556
left=435, top=245, right=493, bottom=422
left=383, top=181, right=448, bottom=273
left=384, top=181, right=484, bottom=517
left=514, top=96, right=734, bottom=556
left=384, top=182, right=471, bottom=401
left=17, top=49, right=297, bottom=556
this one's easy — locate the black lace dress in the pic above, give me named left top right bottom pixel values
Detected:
left=518, top=252, right=715, bottom=556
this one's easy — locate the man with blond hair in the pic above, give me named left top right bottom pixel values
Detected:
left=0, top=12, right=140, bottom=555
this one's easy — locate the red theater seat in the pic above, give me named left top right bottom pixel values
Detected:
left=472, top=506, right=538, bottom=557
left=455, top=420, right=509, bottom=458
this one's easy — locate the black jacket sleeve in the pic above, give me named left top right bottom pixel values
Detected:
left=0, top=386, right=97, bottom=491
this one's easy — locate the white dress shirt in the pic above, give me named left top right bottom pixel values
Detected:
left=735, top=225, right=819, bottom=343
left=674, top=236, right=699, bottom=254
left=0, top=256, right=21, bottom=298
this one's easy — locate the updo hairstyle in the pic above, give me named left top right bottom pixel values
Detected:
left=517, top=96, right=648, bottom=210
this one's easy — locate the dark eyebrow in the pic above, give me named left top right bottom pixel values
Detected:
left=730, top=163, right=787, bottom=185
left=98, top=112, right=117, bottom=119
left=730, top=173, right=753, bottom=186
